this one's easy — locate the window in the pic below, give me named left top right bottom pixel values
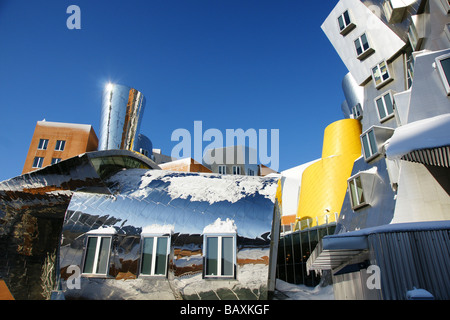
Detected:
left=51, top=158, right=61, bottom=165
left=55, top=140, right=66, bottom=151
left=372, top=61, right=393, bottom=89
left=37, top=139, right=49, bottom=150
left=436, top=53, right=450, bottom=95
left=383, top=0, right=408, bottom=24
left=247, top=168, right=255, bottom=176
left=32, top=157, right=44, bottom=168
left=140, top=236, right=169, bottom=276
left=337, top=10, right=355, bottom=35
left=218, top=165, right=227, bottom=174
left=361, top=129, right=378, bottom=161
left=352, top=103, right=363, bottom=120
left=232, top=166, right=241, bottom=175
left=354, top=33, right=374, bottom=60
left=83, top=236, right=112, bottom=275
left=405, top=49, right=415, bottom=89
left=348, top=176, right=367, bottom=210
left=139, top=148, right=149, bottom=157
left=204, top=235, right=236, bottom=278
left=375, top=91, right=395, bottom=122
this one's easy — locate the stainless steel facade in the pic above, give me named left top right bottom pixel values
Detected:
left=0, top=150, right=156, bottom=299
left=58, top=170, right=279, bottom=300
left=98, top=83, right=146, bottom=152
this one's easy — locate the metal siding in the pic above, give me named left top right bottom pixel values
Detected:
left=368, top=229, right=450, bottom=300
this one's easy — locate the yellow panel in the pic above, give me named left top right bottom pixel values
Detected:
left=295, top=119, right=362, bottom=230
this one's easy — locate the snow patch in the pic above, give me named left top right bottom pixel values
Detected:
left=142, top=224, right=174, bottom=235
left=275, top=279, right=335, bottom=300
left=87, top=226, right=117, bottom=235
left=203, top=218, right=237, bottom=234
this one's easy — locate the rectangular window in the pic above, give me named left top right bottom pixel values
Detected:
left=348, top=176, right=367, bottom=210
left=205, top=235, right=235, bottom=278
left=32, top=157, right=44, bottom=168
left=247, top=168, right=255, bottom=176
left=140, top=236, right=169, bottom=276
left=83, top=236, right=112, bottom=275
left=436, top=54, right=450, bottom=95
left=55, top=140, right=66, bottom=151
left=354, top=33, right=374, bottom=60
left=51, top=158, right=61, bottom=165
left=375, top=91, right=395, bottom=122
left=218, top=165, right=226, bottom=174
left=232, top=166, right=241, bottom=175
left=372, top=61, right=393, bottom=89
left=37, top=139, right=49, bottom=150
left=405, top=49, right=415, bottom=89
left=337, top=10, right=355, bottom=35
left=361, top=129, right=378, bottom=161
left=352, top=103, right=363, bottom=120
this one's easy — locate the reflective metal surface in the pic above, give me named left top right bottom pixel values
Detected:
left=99, top=83, right=146, bottom=151
left=0, top=150, right=157, bottom=300
left=58, top=170, right=279, bottom=300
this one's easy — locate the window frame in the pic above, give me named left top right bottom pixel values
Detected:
left=55, top=140, right=66, bottom=151
left=374, top=90, right=396, bottom=123
left=361, top=129, right=379, bottom=162
left=337, top=9, right=356, bottom=36
left=32, top=156, right=44, bottom=168
left=218, top=165, right=227, bottom=175
left=203, top=233, right=237, bottom=279
left=37, top=139, right=49, bottom=150
left=51, top=158, right=61, bottom=165
left=352, top=103, right=363, bottom=120
left=232, top=165, right=241, bottom=175
left=354, top=33, right=375, bottom=60
left=139, top=235, right=171, bottom=277
left=372, top=60, right=393, bottom=89
left=348, top=175, right=368, bottom=210
left=435, top=53, right=450, bottom=96
left=82, top=235, right=113, bottom=277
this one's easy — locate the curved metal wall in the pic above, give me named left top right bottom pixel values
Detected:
left=99, top=83, right=146, bottom=151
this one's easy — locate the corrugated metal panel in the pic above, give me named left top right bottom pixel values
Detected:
left=401, top=146, right=450, bottom=168
left=368, top=229, right=450, bottom=300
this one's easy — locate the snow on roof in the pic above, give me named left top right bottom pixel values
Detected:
left=37, top=120, right=93, bottom=132
left=202, top=218, right=237, bottom=234
left=108, top=169, right=279, bottom=205
left=385, top=114, right=450, bottom=160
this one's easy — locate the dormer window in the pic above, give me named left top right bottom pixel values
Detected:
left=361, top=126, right=395, bottom=162
left=383, top=0, right=409, bottom=24
left=338, top=10, right=356, bottom=35
left=407, top=15, right=426, bottom=51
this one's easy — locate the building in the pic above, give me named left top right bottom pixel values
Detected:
left=203, top=145, right=278, bottom=176
left=22, top=120, right=98, bottom=174
left=158, top=157, right=212, bottom=173
left=304, top=0, right=450, bottom=300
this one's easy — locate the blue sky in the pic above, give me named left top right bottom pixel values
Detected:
left=0, top=0, right=348, bottom=182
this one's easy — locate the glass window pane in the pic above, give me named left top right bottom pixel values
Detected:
left=343, top=10, right=351, bottom=25
left=376, top=97, right=387, bottom=119
left=350, top=179, right=358, bottom=207
left=373, top=66, right=381, bottom=85
left=356, top=177, right=365, bottom=204
left=362, top=135, right=372, bottom=159
left=384, top=93, right=394, bottom=115
left=355, top=39, right=362, bottom=56
left=221, top=237, right=234, bottom=276
left=206, top=237, right=218, bottom=276
left=141, top=237, right=154, bottom=275
left=368, top=130, right=378, bottom=155
left=155, top=237, right=168, bottom=275
left=338, top=15, right=345, bottom=30
left=361, top=34, right=369, bottom=51
left=83, top=237, right=98, bottom=273
left=96, top=237, right=111, bottom=274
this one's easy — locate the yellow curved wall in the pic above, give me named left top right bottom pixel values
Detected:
left=296, top=119, right=361, bottom=229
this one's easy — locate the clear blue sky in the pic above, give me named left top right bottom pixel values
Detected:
left=0, top=0, right=348, bottom=182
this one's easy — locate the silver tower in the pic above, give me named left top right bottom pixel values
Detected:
left=98, top=83, right=146, bottom=151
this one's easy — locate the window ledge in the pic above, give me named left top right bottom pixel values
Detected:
left=357, top=48, right=375, bottom=61
left=340, top=22, right=356, bottom=36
